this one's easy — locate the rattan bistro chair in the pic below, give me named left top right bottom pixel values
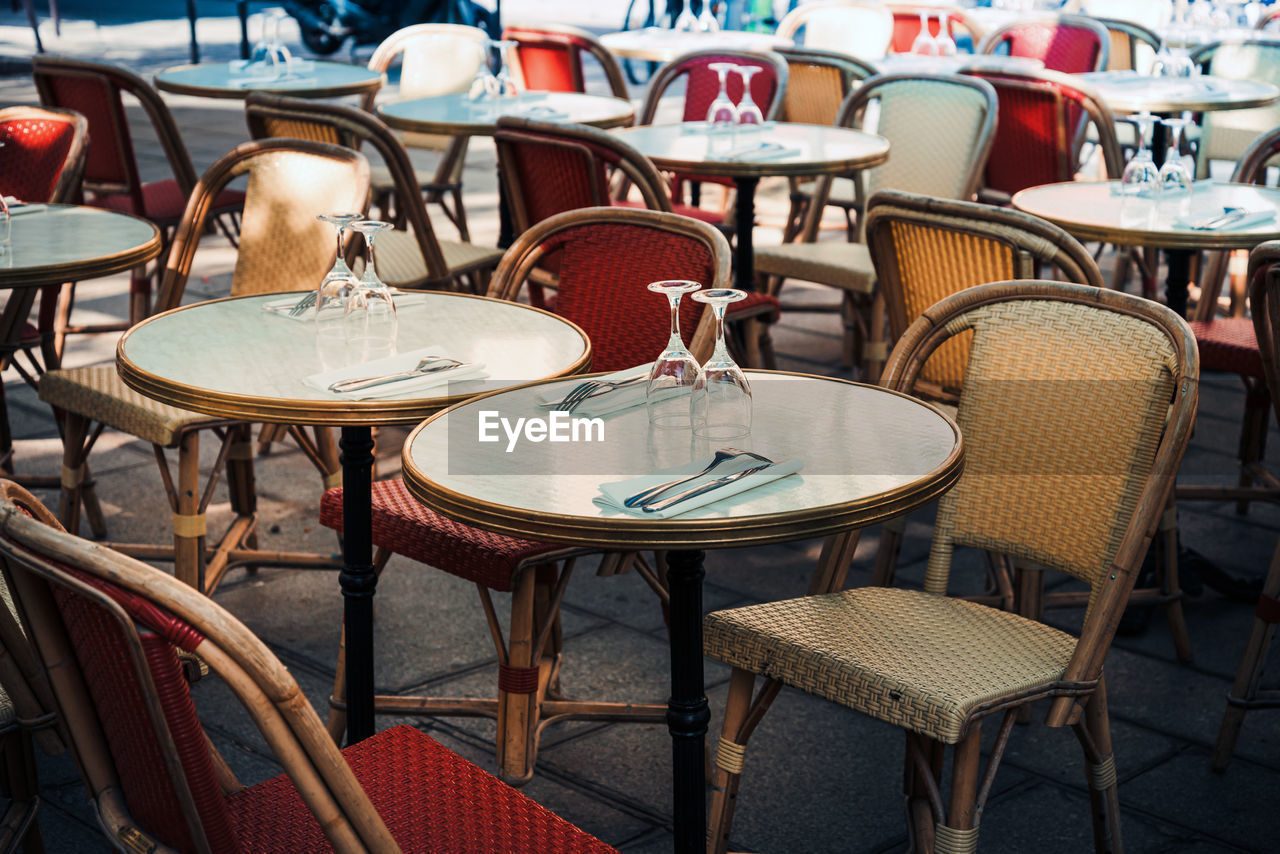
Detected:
left=39, top=139, right=370, bottom=595
left=1214, top=240, right=1280, bottom=771
left=1190, top=40, right=1280, bottom=180
left=705, top=281, right=1199, bottom=854
left=245, top=93, right=503, bottom=294
left=0, top=483, right=616, bottom=854
left=502, top=22, right=629, bottom=99
left=976, top=14, right=1111, bottom=74
left=319, top=208, right=728, bottom=784
left=755, top=74, right=997, bottom=373
left=775, top=1, right=895, bottom=60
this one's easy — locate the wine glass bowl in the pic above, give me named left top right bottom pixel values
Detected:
left=344, top=220, right=397, bottom=362
left=315, top=212, right=362, bottom=325
left=1121, top=113, right=1161, bottom=198
left=690, top=288, right=751, bottom=440
left=492, top=40, right=521, bottom=99
left=910, top=11, right=937, bottom=56
left=646, top=280, right=705, bottom=429
left=1158, top=117, right=1195, bottom=195
left=674, top=0, right=699, bottom=33
left=706, top=62, right=739, bottom=128
left=935, top=13, right=958, bottom=57
left=734, top=66, right=764, bottom=126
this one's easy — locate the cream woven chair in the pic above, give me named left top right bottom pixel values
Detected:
left=245, top=93, right=503, bottom=294
left=38, top=139, right=370, bottom=595
left=776, top=1, right=895, bottom=60
left=1190, top=40, right=1280, bottom=180
left=755, top=73, right=997, bottom=372
left=705, top=280, right=1199, bottom=854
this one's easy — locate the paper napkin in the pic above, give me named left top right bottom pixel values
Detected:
left=304, top=346, right=486, bottom=400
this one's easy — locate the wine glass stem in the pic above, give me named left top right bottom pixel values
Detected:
left=712, top=303, right=728, bottom=359
left=667, top=294, right=683, bottom=347
left=364, top=237, right=378, bottom=284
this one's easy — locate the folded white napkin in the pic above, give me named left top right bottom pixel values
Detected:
left=1175, top=209, right=1276, bottom=231
left=1, top=197, right=46, bottom=216
left=536, top=363, right=653, bottom=417
left=262, top=294, right=318, bottom=322
left=304, top=346, right=486, bottom=400
left=596, top=453, right=803, bottom=519
left=510, top=105, right=570, bottom=121
left=712, top=141, right=800, bottom=162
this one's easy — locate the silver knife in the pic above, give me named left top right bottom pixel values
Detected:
left=640, top=462, right=775, bottom=514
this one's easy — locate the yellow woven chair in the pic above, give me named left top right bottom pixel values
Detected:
left=705, top=281, right=1199, bottom=854
left=754, top=74, right=997, bottom=371
left=38, top=139, right=370, bottom=594
left=244, top=92, right=503, bottom=294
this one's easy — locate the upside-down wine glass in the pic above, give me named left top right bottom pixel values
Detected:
left=646, top=280, right=704, bottom=428
left=493, top=40, right=521, bottom=98
left=690, top=288, right=751, bottom=439
left=315, top=211, right=363, bottom=328
left=1121, top=113, right=1161, bottom=197
left=1159, top=117, right=1196, bottom=195
left=910, top=10, right=937, bottom=55
left=344, top=220, right=397, bottom=362
left=936, top=12, right=958, bottom=57
left=674, top=0, right=699, bottom=33
left=698, top=1, right=720, bottom=32
left=468, top=39, right=501, bottom=101
left=735, top=65, right=764, bottom=126
left=707, top=62, right=739, bottom=128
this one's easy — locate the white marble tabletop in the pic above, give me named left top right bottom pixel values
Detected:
left=600, top=28, right=792, bottom=62
left=402, top=371, right=963, bottom=550
left=1078, top=70, right=1280, bottom=114
left=117, top=292, right=591, bottom=426
left=154, top=61, right=385, bottom=100
left=0, top=205, right=161, bottom=290
left=378, top=91, right=635, bottom=137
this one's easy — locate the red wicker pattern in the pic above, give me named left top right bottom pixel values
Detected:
left=319, top=480, right=564, bottom=592
left=611, top=197, right=725, bottom=224
left=501, top=136, right=611, bottom=225
left=228, top=724, right=615, bottom=853
left=996, top=22, right=1104, bottom=73
left=50, top=571, right=239, bottom=854
left=512, top=43, right=579, bottom=92
left=0, top=114, right=78, bottom=203
left=678, top=53, right=782, bottom=124
left=1191, top=317, right=1263, bottom=377
left=35, top=72, right=132, bottom=187
left=93, top=180, right=246, bottom=224
left=968, top=72, right=1083, bottom=197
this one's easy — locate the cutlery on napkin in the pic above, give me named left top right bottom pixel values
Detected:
left=304, top=346, right=486, bottom=399
left=596, top=453, right=804, bottom=519
left=535, top=363, right=653, bottom=417
left=711, top=141, right=800, bottom=162
left=1177, top=208, right=1276, bottom=231
left=262, top=290, right=410, bottom=321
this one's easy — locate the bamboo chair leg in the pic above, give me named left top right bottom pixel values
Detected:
left=1014, top=563, right=1043, bottom=723
left=936, top=723, right=984, bottom=854
left=79, top=462, right=107, bottom=539
left=871, top=516, right=907, bottom=587
left=173, top=432, right=205, bottom=590
left=326, top=547, right=392, bottom=743
left=1076, top=677, right=1124, bottom=854
left=1212, top=533, right=1280, bottom=772
left=225, top=424, right=259, bottom=579
left=0, top=731, right=43, bottom=854
left=1158, top=499, right=1194, bottom=663
left=56, top=413, right=89, bottom=536
left=496, top=567, right=541, bottom=784
left=840, top=291, right=858, bottom=369
left=708, top=667, right=757, bottom=854
left=863, top=289, right=887, bottom=384
left=1237, top=379, right=1270, bottom=515
left=903, top=732, right=944, bottom=854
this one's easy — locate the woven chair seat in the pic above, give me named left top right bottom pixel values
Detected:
left=93, top=180, right=245, bottom=225
left=611, top=197, right=725, bottom=225
left=227, top=724, right=615, bottom=853
left=1190, top=317, right=1262, bottom=377
left=704, top=586, right=1077, bottom=744
left=38, top=366, right=227, bottom=448
left=793, top=176, right=857, bottom=208
left=371, top=228, right=504, bottom=289
left=319, top=480, right=569, bottom=592
left=754, top=240, right=874, bottom=293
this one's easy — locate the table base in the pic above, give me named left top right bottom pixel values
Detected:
left=340, top=425, right=378, bottom=744
left=734, top=177, right=759, bottom=293
left=666, top=548, right=709, bottom=854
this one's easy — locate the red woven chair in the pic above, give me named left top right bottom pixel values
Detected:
left=0, top=105, right=88, bottom=473
left=976, top=14, right=1110, bottom=73
left=0, top=480, right=615, bottom=853
left=960, top=67, right=1123, bottom=205
left=503, top=22, right=629, bottom=98
left=493, top=116, right=779, bottom=366
left=31, top=56, right=245, bottom=333
left=320, top=207, right=730, bottom=784
left=636, top=48, right=789, bottom=218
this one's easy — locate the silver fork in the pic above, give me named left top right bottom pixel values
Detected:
left=328, top=357, right=462, bottom=393
left=554, top=375, right=646, bottom=413
left=624, top=448, right=775, bottom=507
left=288, top=292, right=318, bottom=316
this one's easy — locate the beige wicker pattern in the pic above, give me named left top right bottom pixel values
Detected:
left=370, top=228, right=503, bottom=288
left=1191, top=41, right=1280, bottom=179
left=924, top=300, right=1177, bottom=595
left=704, top=587, right=1076, bottom=744
left=782, top=61, right=846, bottom=125
left=231, top=149, right=370, bottom=296
left=754, top=241, right=874, bottom=292
left=39, top=366, right=224, bottom=448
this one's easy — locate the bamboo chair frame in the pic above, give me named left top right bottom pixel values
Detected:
left=502, top=22, right=630, bottom=99
left=976, top=14, right=1111, bottom=73
left=31, top=56, right=243, bottom=334
left=245, top=93, right=502, bottom=294
left=43, top=139, right=369, bottom=595
left=775, top=1, right=895, bottom=59
left=326, top=207, right=729, bottom=784
left=864, top=189, right=1193, bottom=663
left=706, top=281, right=1199, bottom=854
left=0, top=105, right=87, bottom=478
left=360, top=23, right=490, bottom=241
left=0, top=482, right=611, bottom=853
left=1214, top=240, right=1280, bottom=770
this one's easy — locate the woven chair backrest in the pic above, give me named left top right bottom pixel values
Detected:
left=962, top=68, right=1121, bottom=197
left=888, top=287, right=1188, bottom=595
left=865, top=189, right=1103, bottom=394
left=840, top=74, right=997, bottom=207
left=493, top=117, right=671, bottom=234
left=776, top=1, right=894, bottom=59
left=503, top=24, right=629, bottom=98
left=0, top=483, right=402, bottom=853
left=639, top=49, right=788, bottom=126
left=1093, top=17, right=1161, bottom=72
left=1250, top=242, right=1280, bottom=429
left=1189, top=40, right=1280, bottom=179
left=776, top=47, right=876, bottom=126
left=155, top=139, right=370, bottom=313
left=487, top=207, right=730, bottom=370
left=977, top=15, right=1110, bottom=73
left=0, top=106, right=87, bottom=204
left=887, top=6, right=977, bottom=54
left=362, top=23, right=489, bottom=111
left=31, top=56, right=198, bottom=212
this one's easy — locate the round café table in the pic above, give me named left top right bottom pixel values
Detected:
left=155, top=60, right=385, bottom=99
left=1077, top=70, right=1280, bottom=116
left=1012, top=180, right=1280, bottom=315
left=600, top=27, right=792, bottom=63
left=0, top=205, right=161, bottom=476
left=116, top=291, right=591, bottom=745
left=613, top=122, right=890, bottom=291
left=402, top=371, right=964, bottom=854
left=876, top=52, right=1043, bottom=75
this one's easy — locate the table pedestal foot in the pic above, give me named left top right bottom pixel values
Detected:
left=339, top=425, right=377, bottom=745
left=734, top=176, right=759, bottom=292
left=1165, top=248, right=1192, bottom=318
left=666, top=547, right=709, bottom=854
